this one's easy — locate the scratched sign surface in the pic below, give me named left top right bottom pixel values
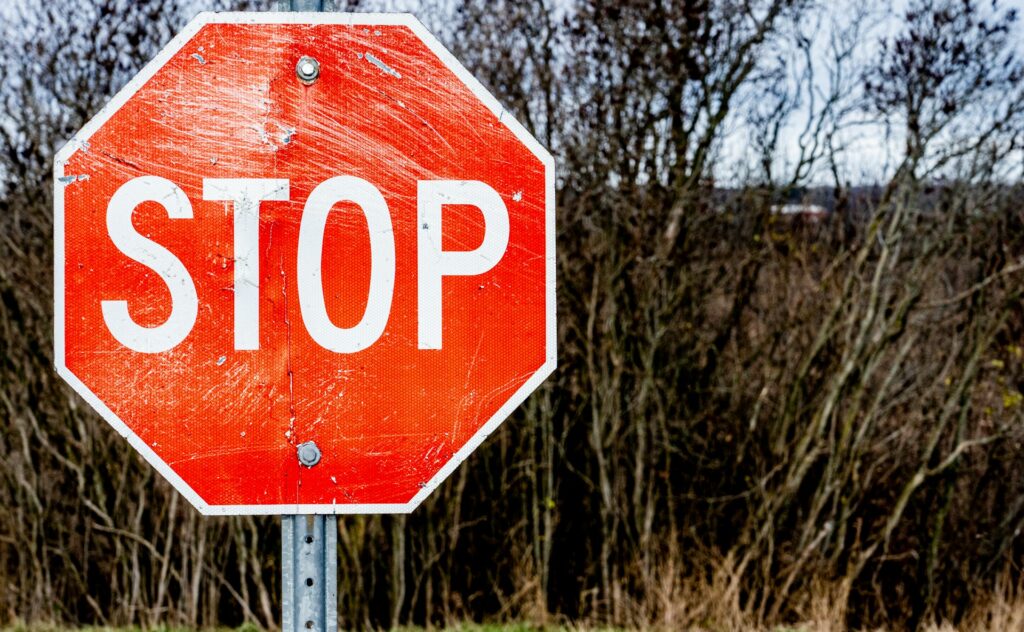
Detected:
left=54, top=13, right=555, bottom=514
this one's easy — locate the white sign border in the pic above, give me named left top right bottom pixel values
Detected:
left=54, top=11, right=556, bottom=516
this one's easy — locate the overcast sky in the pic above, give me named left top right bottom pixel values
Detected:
left=5, top=0, right=1022, bottom=187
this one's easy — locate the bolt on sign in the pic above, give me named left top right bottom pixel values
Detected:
left=54, top=12, right=556, bottom=515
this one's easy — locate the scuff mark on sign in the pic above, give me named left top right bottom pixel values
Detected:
left=99, top=150, right=143, bottom=173
left=191, top=53, right=207, bottom=65
left=385, top=94, right=452, bottom=151
left=280, top=252, right=297, bottom=443
left=512, top=191, right=523, bottom=202
left=365, top=52, right=401, bottom=78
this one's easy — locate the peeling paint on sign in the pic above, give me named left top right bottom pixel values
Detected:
left=58, top=174, right=90, bottom=184
left=365, top=52, right=402, bottom=78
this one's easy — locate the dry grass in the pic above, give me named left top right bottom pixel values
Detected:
left=576, top=561, right=1024, bottom=631
left=3, top=567, right=1024, bottom=630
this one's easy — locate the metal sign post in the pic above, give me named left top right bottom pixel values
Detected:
left=277, top=2, right=333, bottom=630
left=284, top=0, right=326, bottom=9
left=282, top=515, right=337, bottom=632
left=277, top=0, right=335, bottom=626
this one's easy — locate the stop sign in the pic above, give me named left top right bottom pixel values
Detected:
left=53, top=13, right=555, bottom=514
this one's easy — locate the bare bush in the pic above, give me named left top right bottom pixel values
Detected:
left=2, top=0, right=1024, bottom=630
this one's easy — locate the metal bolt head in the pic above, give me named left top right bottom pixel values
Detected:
left=297, top=441, right=321, bottom=467
left=296, top=56, right=320, bottom=84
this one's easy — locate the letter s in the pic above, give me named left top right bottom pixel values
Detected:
left=101, top=176, right=198, bottom=353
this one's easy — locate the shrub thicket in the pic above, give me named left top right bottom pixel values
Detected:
left=2, top=1, right=1024, bottom=630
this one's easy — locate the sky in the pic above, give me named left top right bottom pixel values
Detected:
left=722, top=0, right=1024, bottom=187
left=4, top=0, right=1023, bottom=188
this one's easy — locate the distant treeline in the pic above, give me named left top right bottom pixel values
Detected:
left=2, top=1, right=1024, bottom=630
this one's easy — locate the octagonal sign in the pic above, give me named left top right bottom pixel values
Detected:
left=54, top=12, right=555, bottom=515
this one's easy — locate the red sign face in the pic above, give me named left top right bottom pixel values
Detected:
left=54, top=13, right=555, bottom=514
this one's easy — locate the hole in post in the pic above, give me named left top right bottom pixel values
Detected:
left=304, top=535, right=313, bottom=544
left=306, top=577, right=314, bottom=587
left=305, top=621, right=314, bottom=629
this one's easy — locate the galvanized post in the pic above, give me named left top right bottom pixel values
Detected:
left=280, top=0, right=327, bottom=10
left=280, top=0, right=333, bottom=628
left=282, top=514, right=337, bottom=632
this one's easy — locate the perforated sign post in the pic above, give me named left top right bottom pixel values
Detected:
left=53, top=10, right=554, bottom=631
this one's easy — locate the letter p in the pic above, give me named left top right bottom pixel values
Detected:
left=417, top=181, right=509, bottom=350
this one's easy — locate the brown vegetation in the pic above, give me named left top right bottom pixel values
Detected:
left=2, top=0, right=1024, bottom=630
